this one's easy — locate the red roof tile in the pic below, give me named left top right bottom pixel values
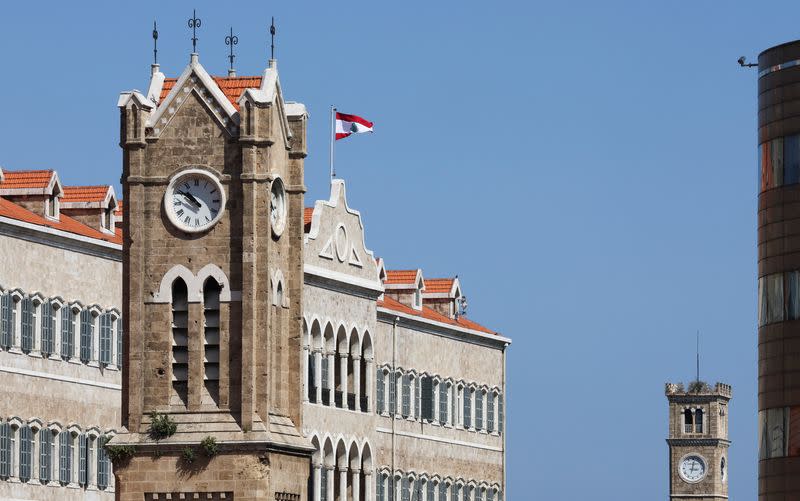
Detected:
left=385, top=270, right=420, bottom=286
left=304, top=207, right=314, bottom=233
left=378, top=296, right=495, bottom=335
left=424, top=278, right=455, bottom=294
left=0, top=196, right=121, bottom=245
left=62, top=186, right=111, bottom=204
left=160, top=76, right=263, bottom=111
left=0, top=170, right=54, bottom=190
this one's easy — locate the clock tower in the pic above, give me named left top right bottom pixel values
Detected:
left=665, top=381, right=731, bottom=501
left=112, top=49, right=312, bottom=500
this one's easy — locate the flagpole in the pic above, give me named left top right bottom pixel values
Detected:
left=330, top=105, right=336, bottom=180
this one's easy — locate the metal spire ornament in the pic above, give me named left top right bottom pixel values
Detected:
left=188, top=9, right=201, bottom=53
left=270, top=17, right=276, bottom=60
left=225, top=27, right=239, bottom=72
left=152, top=21, right=159, bottom=65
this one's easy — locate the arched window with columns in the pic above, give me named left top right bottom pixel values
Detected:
left=349, top=328, right=360, bottom=411
left=335, top=326, right=348, bottom=408
left=323, top=323, right=335, bottom=406
left=203, top=278, right=222, bottom=406
left=683, top=408, right=693, bottom=434
left=361, top=331, right=373, bottom=413
left=171, top=278, right=189, bottom=406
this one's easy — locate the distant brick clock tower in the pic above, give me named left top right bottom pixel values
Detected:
left=665, top=382, right=731, bottom=501
left=112, top=47, right=312, bottom=500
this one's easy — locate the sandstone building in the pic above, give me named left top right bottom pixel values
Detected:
left=0, top=45, right=508, bottom=500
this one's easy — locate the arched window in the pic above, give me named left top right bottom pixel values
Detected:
left=0, top=422, right=12, bottom=479
left=41, top=301, right=54, bottom=357
left=21, top=297, right=34, bottom=353
left=61, top=306, right=74, bottom=359
left=401, top=373, right=411, bottom=418
left=19, top=425, right=32, bottom=482
left=78, top=433, right=89, bottom=487
left=439, top=382, right=450, bottom=424
left=172, top=279, right=189, bottom=406
left=376, top=368, right=386, bottom=414
left=721, top=456, right=726, bottom=482
left=203, top=278, right=221, bottom=406
left=487, top=392, right=496, bottom=432
left=40, top=428, right=52, bottom=483
left=79, top=309, right=93, bottom=363
left=695, top=409, right=704, bottom=433
left=464, top=388, right=473, bottom=429
left=99, top=312, right=113, bottom=365
left=476, top=390, right=485, bottom=431
left=684, top=409, right=693, bottom=433
left=1, top=292, right=14, bottom=350
left=420, top=375, right=433, bottom=422
left=389, top=371, right=398, bottom=416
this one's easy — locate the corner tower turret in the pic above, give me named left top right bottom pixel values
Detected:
left=113, top=49, right=311, bottom=500
left=665, top=381, right=731, bottom=501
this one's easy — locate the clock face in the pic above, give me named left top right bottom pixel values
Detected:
left=164, top=169, right=226, bottom=233
left=679, top=455, right=707, bottom=482
left=270, top=178, right=286, bottom=237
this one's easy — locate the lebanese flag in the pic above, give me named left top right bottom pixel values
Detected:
left=335, top=112, right=374, bottom=140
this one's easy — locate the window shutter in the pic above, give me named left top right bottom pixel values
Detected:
left=19, top=426, right=31, bottom=481
left=116, top=318, right=123, bottom=368
left=100, top=314, right=111, bottom=365
left=321, top=357, right=329, bottom=388
left=42, top=302, right=53, bottom=356
left=78, top=433, right=87, bottom=486
left=1, top=294, right=11, bottom=350
left=61, top=308, right=73, bottom=358
left=376, top=369, right=385, bottom=413
left=0, top=423, right=9, bottom=478
left=476, top=392, right=484, bottom=431
left=439, top=384, right=449, bottom=424
left=464, top=390, right=472, bottom=429
left=421, top=377, right=433, bottom=421
left=97, top=436, right=108, bottom=489
left=320, top=468, right=328, bottom=501
left=388, top=474, right=395, bottom=501
left=376, top=472, right=384, bottom=501
left=389, top=372, right=397, bottom=416
left=498, top=394, right=504, bottom=434
left=21, top=298, right=33, bottom=353
left=427, top=480, right=434, bottom=501
left=415, top=377, right=421, bottom=420
left=59, top=432, right=69, bottom=484
left=439, top=482, right=447, bottom=501
left=40, top=430, right=51, bottom=483
left=488, top=393, right=495, bottom=432
left=401, top=374, right=410, bottom=418
left=401, top=477, right=410, bottom=501
left=80, top=310, right=92, bottom=363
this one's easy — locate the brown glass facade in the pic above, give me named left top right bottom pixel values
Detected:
left=758, top=40, right=800, bottom=500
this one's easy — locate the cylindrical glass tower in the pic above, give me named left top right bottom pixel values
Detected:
left=758, top=40, right=800, bottom=499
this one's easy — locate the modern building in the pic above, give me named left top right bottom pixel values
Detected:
left=757, top=39, right=800, bottom=500
left=665, top=381, right=731, bottom=500
left=0, top=41, right=509, bottom=501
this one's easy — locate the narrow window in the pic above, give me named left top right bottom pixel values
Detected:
left=415, top=478, right=423, bottom=501
left=376, top=368, right=385, bottom=413
left=488, top=392, right=496, bottom=432
left=308, top=351, right=316, bottom=402
left=40, top=429, right=52, bottom=483
left=786, top=134, right=800, bottom=185
left=772, top=136, right=785, bottom=188
left=464, top=389, right=472, bottom=429
left=19, top=425, right=31, bottom=482
left=97, top=435, right=109, bottom=489
left=21, top=297, right=34, bottom=353
left=59, top=431, right=71, bottom=485
left=684, top=409, right=694, bottom=433
left=452, top=483, right=460, bottom=501
left=487, top=489, right=495, bottom=501
left=99, top=313, right=112, bottom=365
left=172, top=279, right=189, bottom=406
left=758, top=277, right=766, bottom=327
left=767, top=273, right=785, bottom=324
left=401, top=374, right=411, bottom=418
left=79, top=309, right=93, bottom=363
left=439, top=383, right=449, bottom=424
left=401, top=476, right=410, bottom=501
left=116, top=317, right=123, bottom=368
left=439, top=482, right=447, bottom=501
left=498, top=394, right=504, bottom=434
left=320, top=467, right=328, bottom=501
left=426, top=479, right=434, bottom=501
left=41, top=301, right=54, bottom=357
left=695, top=409, right=704, bottom=433
left=790, top=271, right=800, bottom=320
left=476, top=390, right=485, bottom=430
left=321, top=354, right=330, bottom=405
left=78, top=433, right=88, bottom=487
left=203, top=279, right=221, bottom=405
left=376, top=472, right=384, bottom=501
left=1, top=293, right=14, bottom=350
left=721, top=456, right=726, bottom=482
left=389, top=371, right=397, bottom=416
left=0, top=422, right=11, bottom=479
left=476, top=487, right=484, bottom=501
left=61, top=307, right=74, bottom=359
left=415, top=376, right=422, bottom=420
left=421, top=377, right=433, bottom=421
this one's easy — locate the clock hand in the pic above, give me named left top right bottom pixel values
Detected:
left=178, top=190, right=202, bottom=207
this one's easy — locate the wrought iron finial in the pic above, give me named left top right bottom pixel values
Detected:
left=270, top=17, right=276, bottom=60
left=188, top=9, right=201, bottom=53
left=152, top=21, right=159, bottom=65
left=738, top=56, right=758, bottom=68
left=225, top=27, right=239, bottom=71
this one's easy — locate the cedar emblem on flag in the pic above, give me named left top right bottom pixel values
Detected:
left=335, top=112, right=374, bottom=140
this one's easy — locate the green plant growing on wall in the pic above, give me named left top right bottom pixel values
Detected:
left=148, top=411, right=177, bottom=440
left=106, top=444, right=136, bottom=464
left=201, top=436, right=219, bottom=457
left=181, top=446, right=196, bottom=464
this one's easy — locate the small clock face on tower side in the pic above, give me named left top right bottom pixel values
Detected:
left=270, top=177, right=286, bottom=237
left=164, top=169, right=226, bottom=233
left=679, top=454, right=707, bottom=482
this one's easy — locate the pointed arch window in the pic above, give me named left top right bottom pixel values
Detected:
left=172, top=279, right=189, bottom=406
left=684, top=409, right=694, bottom=433
left=203, top=278, right=221, bottom=406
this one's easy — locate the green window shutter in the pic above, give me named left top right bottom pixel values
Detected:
left=1, top=294, right=12, bottom=350
left=21, top=298, right=34, bottom=353
left=376, top=369, right=385, bottom=413
left=39, top=430, right=51, bottom=483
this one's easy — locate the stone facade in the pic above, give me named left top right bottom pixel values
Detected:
left=665, top=382, right=732, bottom=500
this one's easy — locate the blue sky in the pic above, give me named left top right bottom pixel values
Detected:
left=0, top=1, right=794, bottom=498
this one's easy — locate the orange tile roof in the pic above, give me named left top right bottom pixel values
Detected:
left=114, top=200, right=123, bottom=217
left=424, top=278, right=455, bottom=294
left=62, top=186, right=110, bottom=204
left=0, top=170, right=54, bottom=190
left=304, top=207, right=314, bottom=233
left=160, top=76, right=263, bottom=111
left=0, top=196, right=122, bottom=245
left=385, top=269, right=419, bottom=286
left=378, top=296, right=495, bottom=335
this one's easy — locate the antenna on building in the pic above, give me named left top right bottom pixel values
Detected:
left=225, top=28, right=238, bottom=77
left=270, top=17, right=276, bottom=61
left=152, top=21, right=159, bottom=65
left=696, top=330, right=700, bottom=383
left=738, top=56, right=757, bottom=68
left=188, top=9, right=201, bottom=54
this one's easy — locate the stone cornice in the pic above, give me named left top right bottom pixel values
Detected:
left=666, top=438, right=731, bottom=447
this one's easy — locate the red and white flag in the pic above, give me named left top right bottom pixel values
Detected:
left=335, top=112, right=374, bottom=140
